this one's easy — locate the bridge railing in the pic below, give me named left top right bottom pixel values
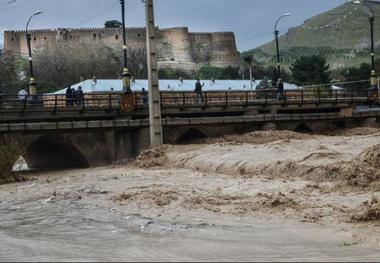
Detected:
left=0, top=86, right=378, bottom=114
left=155, top=87, right=377, bottom=108
left=0, top=93, right=122, bottom=113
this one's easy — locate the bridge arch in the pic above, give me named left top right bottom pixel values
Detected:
left=24, top=134, right=90, bottom=169
left=176, top=128, right=208, bottom=143
left=295, top=122, right=314, bottom=133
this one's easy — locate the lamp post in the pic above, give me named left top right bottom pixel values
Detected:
left=26, top=11, right=42, bottom=95
left=353, top=0, right=377, bottom=88
left=120, top=0, right=132, bottom=94
left=274, top=12, right=291, bottom=80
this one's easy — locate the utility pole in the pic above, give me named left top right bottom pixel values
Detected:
left=249, top=65, right=253, bottom=89
left=243, top=55, right=254, bottom=89
left=353, top=0, right=377, bottom=89
left=369, top=14, right=377, bottom=88
left=145, top=0, right=163, bottom=146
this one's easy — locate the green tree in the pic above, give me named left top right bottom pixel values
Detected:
left=340, top=63, right=371, bottom=90
left=290, top=55, right=331, bottom=86
left=158, top=68, right=191, bottom=79
left=105, top=20, right=123, bottom=28
left=0, top=135, right=25, bottom=184
left=198, top=65, right=223, bottom=79
left=30, top=41, right=122, bottom=93
left=221, top=66, right=240, bottom=80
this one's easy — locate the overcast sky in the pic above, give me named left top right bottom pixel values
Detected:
left=0, top=0, right=346, bottom=51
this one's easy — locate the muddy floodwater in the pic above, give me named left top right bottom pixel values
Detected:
left=1, top=128, right=380, bottom=261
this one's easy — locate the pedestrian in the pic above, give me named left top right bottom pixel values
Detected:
left=141, top=87, right=148, bottom=105
left=77, top=86, right=84, bottom=106
left=195, top=78, right=205, bottom=103
left=65, top=86, right=72, bottom=106
left=0, top=89, right=2, bottom=109
left=18, top=87, right=28, bottom=109
left=277, top=78, right=284, bottom=100
left=71, top=86, right=76, bottom=106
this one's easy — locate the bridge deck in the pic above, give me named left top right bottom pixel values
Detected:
left=1, top=110, right=379, bottom=133
left=0, top=89, right=378, bottom=123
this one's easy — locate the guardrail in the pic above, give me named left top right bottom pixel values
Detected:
left=0, top=88, right=378, bottom=115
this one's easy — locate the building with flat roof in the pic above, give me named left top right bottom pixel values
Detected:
left=51, top=78, right=299, bottom=94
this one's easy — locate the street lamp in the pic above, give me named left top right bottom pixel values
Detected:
left=120, top=0, right=132, bottom=94
left=26, top=11, right=42, bottom=95
left=353, top=0, right=377, bottom=88
left=274, top=12, right=291, bottom=80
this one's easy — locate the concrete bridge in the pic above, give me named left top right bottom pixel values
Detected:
left=1, top=89, right=379, bottom=169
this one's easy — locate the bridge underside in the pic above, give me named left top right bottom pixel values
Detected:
left=11, top=113, right=379, bottom=170
left=163, top=117, right=379, bottom=144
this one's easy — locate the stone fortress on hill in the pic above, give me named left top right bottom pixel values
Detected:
left=3, top=26, right=241, bottom=71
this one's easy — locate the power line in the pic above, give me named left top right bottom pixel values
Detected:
left=0, top=0, right=17, bottom=7
left=0, top=0, right=36, bottom=12
left=237, top=32, right=273, bottom=43
left=71, top=1, right=119, bottom=28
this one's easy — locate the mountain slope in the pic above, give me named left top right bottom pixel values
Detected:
left=245, top=2, right=380, bottom=69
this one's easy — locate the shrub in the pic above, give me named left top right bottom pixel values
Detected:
left=0, top=135, right=25, bottom=184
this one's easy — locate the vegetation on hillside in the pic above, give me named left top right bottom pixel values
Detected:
left=244, top=2, right=380, bottom=69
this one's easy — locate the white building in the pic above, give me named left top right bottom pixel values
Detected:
left=52, top=79, right=300, bottom=94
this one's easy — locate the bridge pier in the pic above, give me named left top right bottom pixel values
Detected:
left=358, top=117, right=379, bottom=128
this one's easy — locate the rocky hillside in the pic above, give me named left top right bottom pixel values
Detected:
left=244, top=1, right=380, bottom=69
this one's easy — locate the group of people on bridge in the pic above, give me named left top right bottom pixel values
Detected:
left=65, top=86, right=84, bottom=106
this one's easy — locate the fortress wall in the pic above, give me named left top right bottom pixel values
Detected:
left=4, top=31, right=21, bottom=55
left=210, top=32, right=240, bottom=66
left=159, top=27, right=193, bottom=64
left=189, top=33, right=214, bottom=62
left=3, top=27, right=240, bottom=71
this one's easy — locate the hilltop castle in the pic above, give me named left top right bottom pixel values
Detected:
left=3, top=27, right=241, bottom=71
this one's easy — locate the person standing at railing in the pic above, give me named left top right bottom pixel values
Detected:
left=277, top=78, right=284, bottom=100
left=18, top=87, right=28, bottom=109
left=71, top=86, right=76, bottom=106
left=65, top=86, right=73, bottom=106
left=195, top=78, right=205, bottom=103
left=141, top=88, right=148, bottom=105
left=76, top=86, right=84, bottom=106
